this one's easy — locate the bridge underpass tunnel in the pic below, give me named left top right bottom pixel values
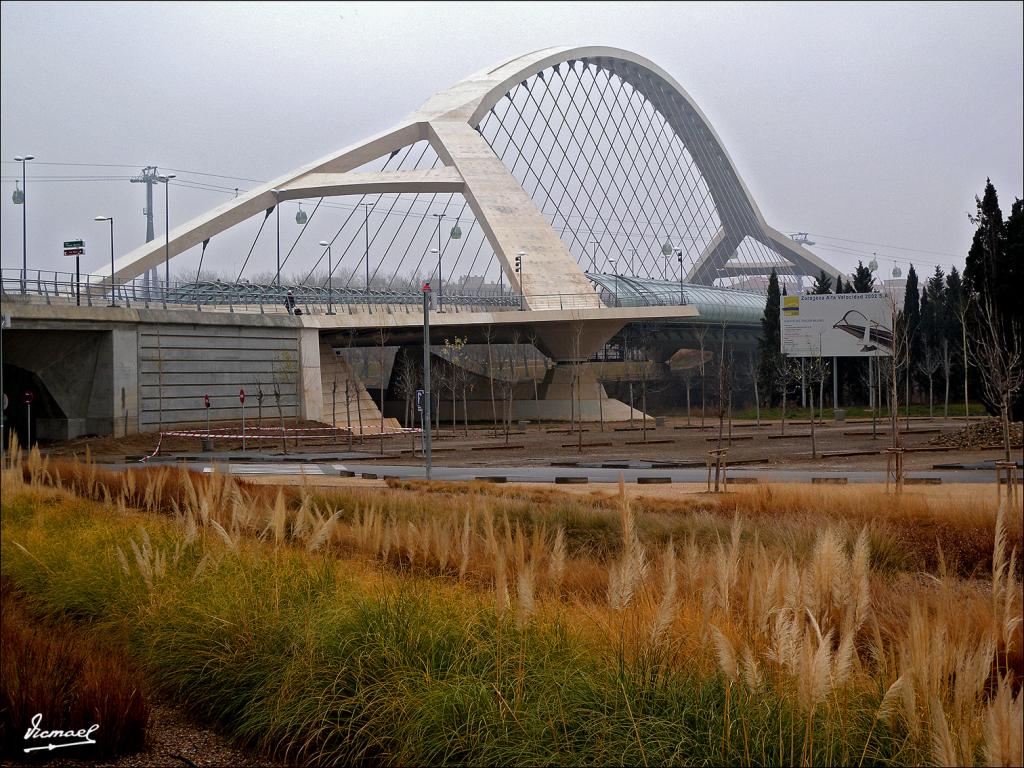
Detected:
left=1, top=363, right=65, bottom=448
left=1, top=328, right=129, bottom=442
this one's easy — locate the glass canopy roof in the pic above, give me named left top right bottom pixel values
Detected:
left=585, top=273, right=765, bottom=325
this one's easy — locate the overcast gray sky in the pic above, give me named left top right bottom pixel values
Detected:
left=2, top=0, right=1021, bottom=284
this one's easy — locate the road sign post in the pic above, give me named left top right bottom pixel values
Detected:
left=239, top=389, right=246, bottom=451
left=64, top=241, right=84, bottom=306
left=421, top=283, right=432, bottom=481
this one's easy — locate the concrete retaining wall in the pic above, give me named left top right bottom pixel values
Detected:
left=137, top=324, right=302, bottom=430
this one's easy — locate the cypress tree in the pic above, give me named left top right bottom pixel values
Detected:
left=903, top=264, right=921, bottom=390
left=964, top=180, right=1023, bottom=418
left=945, top=267, right=965, bottom=393
left=965, top=179, right=1005, bottom=301
left=811, top=269, right=833, bottom=295
left=757, top=269, right=782, bottom=405
left=1006, top=199, right=1024, bottom=421
left=852, top=261, right=875, bottom=293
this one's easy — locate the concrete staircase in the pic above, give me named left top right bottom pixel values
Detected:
left=319, top=343, right=401, bottom=434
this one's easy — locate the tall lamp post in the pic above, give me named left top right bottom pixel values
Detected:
left=431, top=213, right=445, bottom=311
left=421, top=281, right=433, bottom=480
left=271, top=189, right=281, bottom=286
left=93, top=216, right=116, bottom=307
left=362, top=203, right=371, bottom=293
left=157, top=174, right=175, bottom=301
left=13, top=155, right=33, bottom=294
left=675, top=249, right=684, bottom=305
left=319, top=240, right=335, bottom=314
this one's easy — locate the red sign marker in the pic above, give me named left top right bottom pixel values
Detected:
left=239, top=388, right=246, bottom=404
left=23, top=390, right=34, bottom=406
left=203, top=394, right=210, bottom=409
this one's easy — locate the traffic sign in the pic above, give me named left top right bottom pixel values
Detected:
left=239, top=389, right=246, bottom=404
left=23, top=390, right=34, bottom=405
left=63, top=248, right=84, bottom=256
left=63, top=240, right=84, bottom=248
left=203, top=394, right=210, bottom=409
left=416, top=389, right=424, bottom=412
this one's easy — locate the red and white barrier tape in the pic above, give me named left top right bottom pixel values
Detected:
left=139, top=427, right=421, bottom=463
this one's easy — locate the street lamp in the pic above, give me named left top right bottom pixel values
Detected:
left=421, top=281, right=433, bottom=480
left=13, top=155, right=33, bottom=294
left=429, top=248, right=441, bottom=311
left=271, top=189, right=281, bottom=286
left=157, top=174, right=176, bottom=300
left=675, top=249, right=685, bottom=305
left=362, top=203, right=372, bottom=293
left=431, top=213, right=445, bottom=311
left=94, top=216, right=116, bottom=307
left=319, top=241, right=335, bottom=315
left=587, top=238, right=598, bottom=272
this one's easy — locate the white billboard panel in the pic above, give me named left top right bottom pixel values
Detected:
left=781, top=292, right=893, bottom=357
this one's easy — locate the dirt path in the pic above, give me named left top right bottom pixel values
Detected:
left=4, top=702, right=283, bottom=768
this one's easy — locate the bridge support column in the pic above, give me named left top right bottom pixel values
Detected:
left=298, top=329, right=324, bottom=423
left=520, top=362, right=650, bottom=423
left=111, top=327, right=139, bottom=437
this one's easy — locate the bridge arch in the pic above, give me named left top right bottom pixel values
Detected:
left=111, top=46, right=840, bottom=304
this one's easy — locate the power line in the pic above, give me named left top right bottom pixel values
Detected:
left=0, top=160, right=976, bottom=269
left=805, top=232, right=962, bottom=259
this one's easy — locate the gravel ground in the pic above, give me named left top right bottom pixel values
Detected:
left=3, top=703, right=286, bottom=768
left=40, top=415, right=1017, bottom=473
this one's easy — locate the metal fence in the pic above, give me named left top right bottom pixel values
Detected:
left=0, top=269, right=614, bottom=315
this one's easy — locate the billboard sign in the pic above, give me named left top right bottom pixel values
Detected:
left=781, top=292, right=893, bottom=357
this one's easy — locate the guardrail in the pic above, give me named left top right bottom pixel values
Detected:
left=0, top=269, right=623, bottom=315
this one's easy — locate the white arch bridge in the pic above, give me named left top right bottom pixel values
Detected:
left=3, top=47, right=841, bottom=438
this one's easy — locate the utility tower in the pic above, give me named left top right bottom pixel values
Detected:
left=130, top=166, right=161, bottom=292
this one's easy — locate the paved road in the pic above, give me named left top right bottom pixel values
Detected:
left=159, top=460, right=1014, bottom=485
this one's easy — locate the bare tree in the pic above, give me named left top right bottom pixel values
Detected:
left=483, top=324, right=498, bottom=436
left=956, top=293, right=973, bottom=433
left=394, top=349, right=418, bottom=428
left=331, top=379, right=338, bottom=436
left=255, top=378, right=265, bottom=430
left=970, top=295, right=1024, bottom=461
left=806, top=356, right=831, bottom=459
left=771, top=357, right=802, bottom=436
left=511, top=330, right=525, bottom=445
left=345, top=377, right=353, bottom=451
left=916, top=336, right=941, bottom=418
left=695, top=325, right=710, bottom=430
left=886, top=300, right=912, bottom=449
left=746, top=350, right=760, bottom=428
left=715, top=323, right=730, bottom=449
left=271, top=379, right=287, bottom=455
left=339, top=331, right=360, bottom=447
left=527, top=331, right=543, bottom=429
left=941, top=336, right=951, bottom=420
left=274, top=350, right=299, bottom=451
left=377, top=328, right=389, bottom=455
left=567, top=324, right=585, bottom=452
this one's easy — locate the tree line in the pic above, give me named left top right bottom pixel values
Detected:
left=754, top=179, right=1022, bottom=458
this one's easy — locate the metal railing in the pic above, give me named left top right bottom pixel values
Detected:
left=0, top=269, right=619, bottom=316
